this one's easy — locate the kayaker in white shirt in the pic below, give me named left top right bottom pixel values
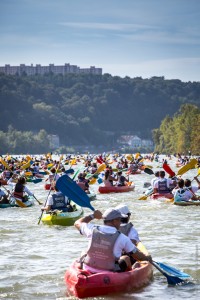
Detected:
left=153, top=171, right=174, bottom=194
left=74, top=208, right=152, bottom=274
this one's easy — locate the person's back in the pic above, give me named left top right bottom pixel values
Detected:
left=173, top=179, right=192, bottom=201
left=74, top=208, right=152, bottom=273
left=153, top=171, right=172, bottom=194
left=184, top=178, right=200, bottom=200
left=42, top=186, right=70, bottom=212
left=117, top=171, right=128, bottom=186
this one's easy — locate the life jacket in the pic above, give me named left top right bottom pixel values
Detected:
left=119, top=223, right=133, bottom=236
left=4, top=170, right=11, bottom=180
left=158, top=179, right=170, bottom=194
left=117, top=175, right=126, bottom=186
left=51, top=192, right=67, bottom=211
left=84, top=227, right=121, bottom=271
left=14, top=183, right=24, bottom=199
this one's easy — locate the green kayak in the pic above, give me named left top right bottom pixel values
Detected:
left=41, top=204, right=84, bottom=226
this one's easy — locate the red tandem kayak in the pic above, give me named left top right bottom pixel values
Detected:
left=65, top=260, right=153, bottom=298
left=98, top=184, right=135, bottom=194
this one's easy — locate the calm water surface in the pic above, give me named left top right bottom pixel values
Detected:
left=0, top=156, right=200, bottom=299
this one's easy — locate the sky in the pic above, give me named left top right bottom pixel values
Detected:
left=0, top=0, right=200, bottom=82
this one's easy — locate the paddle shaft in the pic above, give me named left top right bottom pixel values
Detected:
left=33, top=195, right=42, bottom=205
left=38, top=155, right=63, bottom=224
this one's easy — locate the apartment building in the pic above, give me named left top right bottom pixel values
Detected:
left=0, top=63, right=102, bottom=76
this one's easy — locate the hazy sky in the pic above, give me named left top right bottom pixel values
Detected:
left=1, top=0, right=200, bottom=82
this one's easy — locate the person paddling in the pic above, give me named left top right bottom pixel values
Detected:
left=41, top=185, right=73, bottom=212
left=74, top=208, right=152, bottom=273
left=13, top=176, right=34, bottom=202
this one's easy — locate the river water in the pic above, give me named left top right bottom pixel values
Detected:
left=0, top=156, right=200, bottom=300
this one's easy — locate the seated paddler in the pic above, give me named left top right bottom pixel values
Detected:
left=41, top=185, right=73, bottom=212
left=74, top=208, right=152, bottom=273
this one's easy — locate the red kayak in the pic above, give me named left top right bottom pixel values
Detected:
left=65, top=260, right=153, bottom=298
left=98, top=184, right=135, bottom=194
left=150, top=193, right=173, bottom=199
left=44, top=183, right=55, bottom=190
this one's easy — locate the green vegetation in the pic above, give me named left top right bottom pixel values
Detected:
left=153, top=104, right=200, bottom=155
left=0, top=73, right=200, bottom=154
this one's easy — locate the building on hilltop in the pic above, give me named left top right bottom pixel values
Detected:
left=0, top=63, right=102, bottom=76
left=117, top=135, right=154, bottom=149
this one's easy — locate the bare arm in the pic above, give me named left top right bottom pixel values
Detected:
left=132, top=249, right=152, bottom=262
left=74, top=209, right=102, bottom=231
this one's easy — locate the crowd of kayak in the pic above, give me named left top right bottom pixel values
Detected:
left=0, top=152, right=199, bottom=208
left=0, top=152, right=200, bottom=297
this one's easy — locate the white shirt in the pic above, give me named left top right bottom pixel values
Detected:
left=173, top=188, right=193, bottom=201
left=153, top=178, right=173, bottom=189
left=120, top=223, right=140, bottom=243
left=80, top=223, right=137, bottom=273
left=151, top=176, right=160, bottom=187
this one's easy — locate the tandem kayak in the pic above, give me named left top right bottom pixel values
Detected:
left=65, top=260, right=153, bottom=298
left=150, top=193, right=173, bottom=200
left=41, top=204, right=84, bottom=226
left=98, top=184, right=135, bottom=194
left=174, top=198, right=200, bottom=206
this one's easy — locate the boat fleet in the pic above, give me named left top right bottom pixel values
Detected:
left=0, top=152, right=199, bottom=298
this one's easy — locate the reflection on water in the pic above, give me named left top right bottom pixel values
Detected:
left=0, top=156, right=200, bottom=299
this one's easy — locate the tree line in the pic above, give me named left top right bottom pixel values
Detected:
left=0, top=72, right=200, bottom=154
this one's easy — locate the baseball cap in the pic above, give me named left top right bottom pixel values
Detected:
left=102, top=208, right=128, bottom=221
left=115, top=204, right=131, bottom=215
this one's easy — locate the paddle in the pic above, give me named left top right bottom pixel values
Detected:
left=1, top=185, right=27, bottom=208
left=177, top=159, right=198, bottom=176
left=33, top=195, right=42, bottom=205
left=138, top=168, right=154, bottom=200
left=144, top=167, right=154, bottom=175
left=38, top=155, right=63, bottom=225
left=138, top=188, right=154, bottom=200
left=152, top=260, right=192, bottom=285
left=56, top=174, right=95, bottom=211
left=163, top=163, right=176, bottom=177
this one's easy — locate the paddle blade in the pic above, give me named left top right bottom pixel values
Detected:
left=95, top=163, right=106, bottom=175
left=138, top=195, right=148, bottom=200
left=15, top=199, right=27, bottom=208
left=56, top=174, right=95, bottom=211
left=163, top=163, right=176, bottom=177
left=144, top=167, right=154, bottom=175
left=177, top=159, right=198, bottom=176
left=153, top=261, right=192, bottom=285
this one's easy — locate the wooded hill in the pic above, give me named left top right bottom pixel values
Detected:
left=0, top=73, right=200, bottom=153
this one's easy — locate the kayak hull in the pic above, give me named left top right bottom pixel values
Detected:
left=0, top=198, right=34, bottom=208
left=174, top=199, right=200, bottom=206
left=151, top=193, right=173, bottom=200
left=98, top=185, right=135, bottom=194
left=65, top=260, right=153, bottom=299
left=41, top=206, right=84, bottom=226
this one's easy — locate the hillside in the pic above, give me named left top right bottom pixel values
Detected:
left=0, top=73, right=200, bottom=149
